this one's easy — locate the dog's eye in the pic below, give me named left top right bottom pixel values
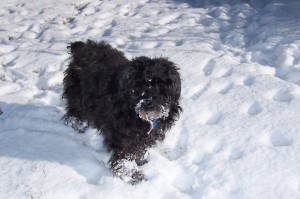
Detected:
left=131, top=88, right=145, bottom=97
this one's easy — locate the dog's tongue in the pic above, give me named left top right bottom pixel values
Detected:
left=146, top=120, right=154, bottom=135
left=138, top=112, right=156, bottom=135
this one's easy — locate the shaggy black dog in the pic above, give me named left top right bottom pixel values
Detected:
left=62, top=40, right=181, bottom=183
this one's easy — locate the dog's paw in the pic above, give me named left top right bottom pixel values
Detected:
left=136, top=159, right=148, bottom=166
left=111, top=158, right=145, bottom=184
left=63, top=116, right=89, bottom=133
left=130, top=171, right=145, bottom=185
left=136, top=152, right=149, bottom=166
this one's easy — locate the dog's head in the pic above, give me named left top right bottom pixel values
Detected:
left=118, top=56, right=181, bottom=133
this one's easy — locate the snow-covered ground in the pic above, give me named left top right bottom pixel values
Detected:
left=1, top=0, right=300, bottom=198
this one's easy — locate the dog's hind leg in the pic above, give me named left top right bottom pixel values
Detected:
left=63, top=116, right=89, bottom=133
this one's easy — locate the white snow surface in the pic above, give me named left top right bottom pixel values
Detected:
left=1, top=0, right=300, bottom=198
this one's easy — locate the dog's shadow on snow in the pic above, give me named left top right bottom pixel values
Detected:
left=0, top=102, right=112, bottom=184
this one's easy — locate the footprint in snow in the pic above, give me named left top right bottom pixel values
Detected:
left=198, top=110, right=222, bottom=125
left=214, top=66, right=233, bottom=78
left=247, top=101, right=262, bottom=116
left=157, top=14, right=179, bottom=25
left=175, top=40, right=184, bottom=46
left=97, top=12, right=112, bottom=19
left=207, top=8, right=224, bottom=18
left=199, top=17, right=214, bottom=26
left=143, top=41, right=161, bottom=49
left=208, top=139, right=224, bottom=154
left=117, top=4, right=131, bottom=16
left=103, top=28, right=113, bottom=37
left=270, top=132, right=293, bottom=147
left=0, top=53, right=19, bottom=67
left=211, top=80, right=233, bottom=95
left=166, top=124, right=189, bottom=161
left=190, top=81, right=210, bottom=100
left=258, top=132, right=293, bottom=147
left=243, top=75, right=255, bottom=86
left=272, top=88, right=293, bottom=103
left=206, top=112, right=222, bottom=125
left=228, top=148, right=244, bottom=160
left=0, top=44, right=16, bottom=54
left=239, top=101, right=262, bottom=116
left=145, top=27, right=170, bottom=37
left=202, top=59, right=215, bottom=76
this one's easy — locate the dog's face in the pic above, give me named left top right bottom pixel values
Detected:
left=118, top=57, right=181, bottom=132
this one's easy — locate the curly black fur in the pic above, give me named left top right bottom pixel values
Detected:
left=62, top=40, right=181, bottom=183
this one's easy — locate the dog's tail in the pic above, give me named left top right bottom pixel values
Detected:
left=67, top=40, right=94, bottom=70
left=67, top=41, right=87, bottom=55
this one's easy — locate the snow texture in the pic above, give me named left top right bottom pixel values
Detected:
left=1, top=0, right=300, bottom=198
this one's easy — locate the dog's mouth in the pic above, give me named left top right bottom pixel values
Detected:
left=135, top=100, right=169, bottom=135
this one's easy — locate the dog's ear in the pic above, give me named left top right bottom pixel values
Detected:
left=131, top=56, right=152, bottom=71
left=156, top=58, right=181, bottom=100
left=67, top=41, right=87, bottom=55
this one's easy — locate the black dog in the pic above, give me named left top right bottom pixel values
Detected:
left=62, top=40, right=181, bottom=183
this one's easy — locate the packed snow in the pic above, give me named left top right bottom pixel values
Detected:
left=1, top=0, right=300, bottom=198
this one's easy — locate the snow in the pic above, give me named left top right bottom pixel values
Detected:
left=1, top=0, right=300, bottom=198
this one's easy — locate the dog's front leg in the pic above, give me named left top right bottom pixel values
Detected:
left=135, top=149, right=149, bottom=166
left=109, top=151, right=144, bottom=184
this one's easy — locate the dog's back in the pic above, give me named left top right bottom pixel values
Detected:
left=67, top=40, right=128, bottom=71
left=63, top=40, right=129, bottom=121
